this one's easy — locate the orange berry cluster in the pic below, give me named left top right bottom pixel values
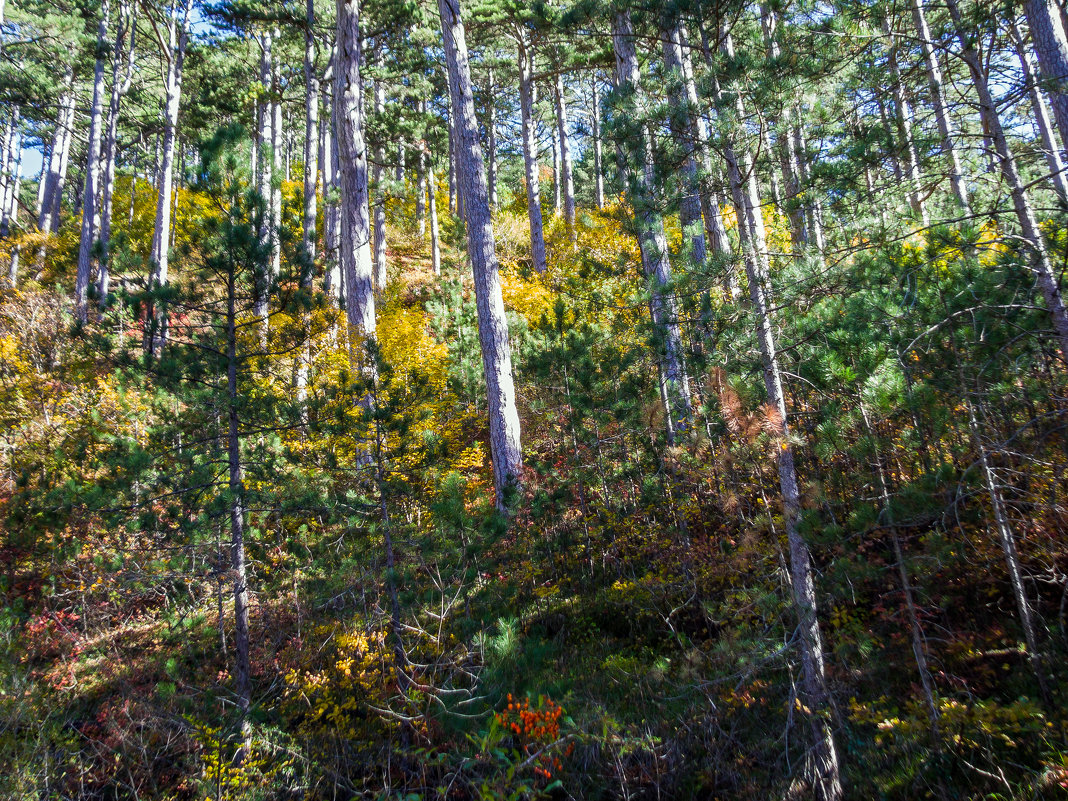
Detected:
left=495, top=693, right=563, bottom=743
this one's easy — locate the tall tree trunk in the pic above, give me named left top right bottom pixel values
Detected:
left=611, top=9, right=692, bottom=438
left=0, top=109, right=19, bottom=239
left=302, top=0, right=319, bottom=274
left=591, top=75, right=604, bottom=210
left=447, top=106, right=456, bottom=214
left=98, top=2, right=136, bottom=308
left=417, top=98, right=427, bottom=236
left=372, top=74, right=387, bottom=295
left=37, top=68, right=75, bottom=249
left=883, top=19, right=928, bottom=226
left=910, top=0, right=971, bottom=210
left=714, top=25, right=842, bottom=800
left=686, top=24, right=733, bottom=260
left=554, top=71, right=576, bottom=237
left=225, top=246, right=252, bottom=764
left=323, top=55, right=341, bottom=299
left=438, top=0, right=523, bottom=511
left=946, top=0, right=1068, bottom=356
left=254, top=31, right=273, bottom=322
left=551, top=124, right=561, bottom=214
left=487, top=67, right=497, bottom=209
left=663, top=22, right=707, bottom=266
left=5, top=147, right=20, bottom=283
left=859, top=403, right=940, bottom=730
left=335, top=0, right=376, bottom=340
left=76, top=2, right=110, bottom=322
left=428, top=161, right=440, bottom=275
left=270, top=32, right=283, bottom=280
left=1011, top=19, right=1068, bottom=206
left=1024, top=0, right=1068, bottom=152
left=963, top=391, right=1052, bottom=706
left=518, top=37, right=548, bottom=273
left=759, top=4, right=808, bottom=250
left=146, top=0, right=191, bottom=355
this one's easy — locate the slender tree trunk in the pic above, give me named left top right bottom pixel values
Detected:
left=76, top=3, right=110, bottom=322
left=323, top=56, right=341, bottom=299
left=438, top=0, right=522, bottom=510
left=591, top=76, right=604, bottom=210
left=487, top=67, right=498, bottom=209
left=335, top=0, right=376, bottom=340
left=551, top=125, right=561, bottom=214
left=759, top=5, right=808, bottom=250
left=715, top=25, right=842, bottom=800
left=38, top=69, right=75, bottom=248
left=947, top=0, right=1068, bottom=356
left=270, top=32, right=283, bottom=280
left=417, top=99, right=427, bottom=236
left=254, top=31, right=273, bottom=322
left=883, top=19, right=928, bottom=225
left=372, top=74, right=387, bottom=295
left=663, top=23, right=707, bottom=266
left=611, top=9, right=692, bottom=437
left=859, top=403, right=940, bottom=730
left=518, top=37, right=548, bottom=273
left=970, top=399, right=1051, bottom=704
left=1011, top=19, right=1068, bottom=206
left=147, top=0, right=191, bottom=355
left=428, top=161, right=440, bottom=275
left=0, top=110, right=19, bottom=240
left=302, top=0, right=319, bottom=273
left=911, top=0, right=970, bottom=210
left=98, top=3, right=136, bottom=308
left=6, top=152, right=20, bottom=283
left=447, top=106, right=456, bottom=214
left=1024, top=0, right=1068, bottom=152
left=795, top=122, right=826, bottom=254
left=683, top=24, right=731, bottom=259
left=225, top=248, right=252, bottom=765
left=554, top=71, right=576, bottom=237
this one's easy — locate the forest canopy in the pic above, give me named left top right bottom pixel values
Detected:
left=1, top=0, right=1068, bottom=798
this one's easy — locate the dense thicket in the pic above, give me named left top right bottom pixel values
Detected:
left=2, top=0, right=1068, bottom=798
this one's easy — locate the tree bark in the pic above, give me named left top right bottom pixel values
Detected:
left=591, top=76, right=604, bottom=210
left=38, top=67, right=75, bottom=250
left=663, top=22, right=707, bottom=266
left=270, top=32, right=283, bottom=280
left=883, top=19, right=928, bottom=226
left=714, top=25, right=842, bottom=800
left=302, top=0, right=319, bottom=275
left=335, top=0, right=376, bottom=340
left=323, top=54, right=341, bottom=299
left=0, top=108, right=20, bottom=240
left=518, top=37, right=548, bottom=273
left=98, top=2, right=137, bottom=308
left=1011, top=19, right=1068, bottom=206
left=76, top=1, right=110, bottom=322
left=487, top=67, right=498, bottom=209
left=946, top=0, right=1068, bottom=357
left=554, top=70, right=576, bottom=237
left=428, top=161, right=440, bottom=275
left=1024, top=0, right=1068, bottom=152
left=910, top=0, right=971, bottom=211
left=417, top=98, right=427, bottom=236
left=254, top=31, right=273, bottom=322
left=438, top=0, right=523, bottom=510
left=146, top=0, right=191, bottom=355
left=372, top=73, right=387, bottom=295
left=611, top=9, right=692, bottom=437
left=225, top=240, right=251, bottom=764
